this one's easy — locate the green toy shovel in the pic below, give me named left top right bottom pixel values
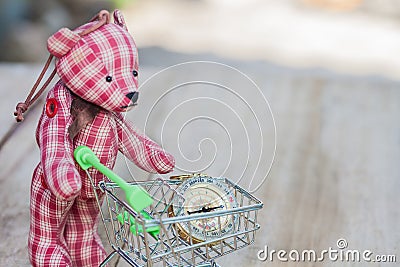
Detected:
left=73, top=146, right=153, bottom=213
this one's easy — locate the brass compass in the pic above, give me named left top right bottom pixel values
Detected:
left=169, top=174, right=238, bottom=243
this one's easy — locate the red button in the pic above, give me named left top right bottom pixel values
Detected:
left=45, top=98, right=58, bottom=118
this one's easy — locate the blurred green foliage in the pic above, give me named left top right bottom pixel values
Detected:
left=0, top=0, right=131, bottom=61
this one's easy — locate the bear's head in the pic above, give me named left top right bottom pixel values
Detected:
left=47, top=10, right=138, bottom=112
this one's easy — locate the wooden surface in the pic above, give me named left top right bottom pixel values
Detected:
left=0, top=54, right=398, bottom=266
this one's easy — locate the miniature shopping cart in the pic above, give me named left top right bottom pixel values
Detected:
left=74, top=146, right=263, bottom=267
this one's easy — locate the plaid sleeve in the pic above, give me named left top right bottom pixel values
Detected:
left=38, top=82, right=82, bottom=200
left=114, top=113, right=175, bottom=174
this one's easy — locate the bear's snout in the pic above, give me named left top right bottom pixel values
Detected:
left=121, top=91, right=139, bottom=110
left=126, top=92, right=138, bottom=103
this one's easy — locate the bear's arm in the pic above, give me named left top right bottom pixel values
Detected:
left=38, top=83, right=82, bottom=201
left=114, top=114, right=175, bottom=174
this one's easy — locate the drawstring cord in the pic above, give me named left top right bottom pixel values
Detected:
left=13, top=10, right=110, bottom=122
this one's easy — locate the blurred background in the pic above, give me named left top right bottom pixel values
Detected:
left=0, top=0, right=399, bottom=266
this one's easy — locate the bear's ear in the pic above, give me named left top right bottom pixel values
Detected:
left=113, top=9, right=128, bottom=31
left=47, top=28, right=81, bottom=58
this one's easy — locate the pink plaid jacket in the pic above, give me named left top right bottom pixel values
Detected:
left=28, top=10, right=174, bottom=267
left=36, top=81, right=174, bottom=200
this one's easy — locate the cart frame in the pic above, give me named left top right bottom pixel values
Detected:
left=86, top=172, right=263, bottom=267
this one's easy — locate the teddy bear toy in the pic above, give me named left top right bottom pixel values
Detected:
left=14, top=10, right=175, bottom=267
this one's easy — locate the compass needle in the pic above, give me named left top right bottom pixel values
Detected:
left=170, top=176, right=238, bottom=243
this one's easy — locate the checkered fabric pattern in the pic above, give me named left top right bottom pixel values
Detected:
left=115, top=113, right=175, bottom=174
left=47, top=28, right=81, bottom=58
left=53, top=21, right=139, bottom=113
left=29, top=10, right=174, bottom=267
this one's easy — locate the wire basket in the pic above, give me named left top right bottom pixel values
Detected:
left=88, top=175, right=263, bottom=267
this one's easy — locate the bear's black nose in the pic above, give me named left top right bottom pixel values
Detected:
left=126, top=92, right=139, bottom=104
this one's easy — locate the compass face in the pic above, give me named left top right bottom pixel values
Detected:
left=172, top=176, right=238, bottom=242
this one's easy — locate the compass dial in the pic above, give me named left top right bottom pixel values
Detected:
left=170, top=176, right=238, bottom=243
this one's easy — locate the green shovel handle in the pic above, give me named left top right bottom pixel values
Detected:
left=73, top=146, right=153, bottom=212
left=74, top=146, right=130, bottom=191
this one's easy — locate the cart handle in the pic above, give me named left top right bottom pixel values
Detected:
left=73, top=146, right=153, bottom=212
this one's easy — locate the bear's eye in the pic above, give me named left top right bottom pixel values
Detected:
left=132, top=70, right=138, bottom=77
left=106, top=76, right=112, bottom=82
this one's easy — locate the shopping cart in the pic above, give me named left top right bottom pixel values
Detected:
left=74, top=146, right=263, bottom=267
